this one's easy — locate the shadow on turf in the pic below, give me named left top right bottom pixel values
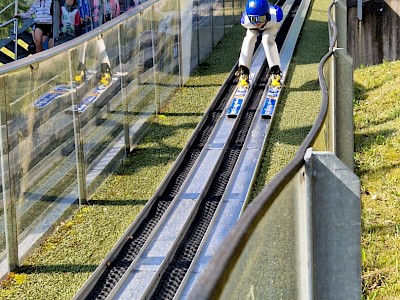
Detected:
left=17, top=264, right=97, bottom=274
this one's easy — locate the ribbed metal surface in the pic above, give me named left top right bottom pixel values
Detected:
left=85, top=77, right=236, bottom=300
left=150, top=70, right=269, bottom=300
left=82, top=0, right=301, bottom=296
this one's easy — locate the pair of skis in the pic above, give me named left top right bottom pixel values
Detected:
left=226, top=72, right=282, bottom=118
left=33, top=69, right=115, bottom=113
left=70, top=75, right=117, bottom=113
left=33, top=69, right=97, bottom=110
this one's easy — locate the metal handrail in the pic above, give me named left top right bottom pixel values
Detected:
left=0, top=2, right=15, bottom=15
left=0, top=0, right=19, bottom=61
left=0, top=18, right=17, bottom=29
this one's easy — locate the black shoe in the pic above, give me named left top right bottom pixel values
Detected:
left=269, top=65, right=282, bottom=76
left=269, top=65, right=282, bottom=87
left=75, top=62, right=86, bottom=84
left=100, top=63, right=112, bottom=86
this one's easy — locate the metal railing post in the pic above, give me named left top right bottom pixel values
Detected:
left=310, top=151, right=361, bottom=299
left=118, top=23, right=129, bottom=154
left=69, top=51, right=88, bottom=205
left=334, top=48, right=354, bottom=171
left=335, top=0, right=347, bottom=51
left=300, top=148, right=314, bottom=300
left=14, top=0, right=19, bottom=60
left=0, top=75, right=19, bottom=275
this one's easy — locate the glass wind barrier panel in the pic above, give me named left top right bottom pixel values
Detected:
left=219, top=174, right=303, bottom=299
left=181, top=0, right=201, bottom=76
left=197, top=0, right=213, bottom=63
left=152, top=0, right=180, bottom=108
left=213, top=0, right=225, bottom=46
left=0, top=53, right=78, bottom=260
left=126, top=7, right=159, bottom=148
left=75, top=28, right=125, bottom=196
left=0, top=74, right=9, bottom=262
left=119, top=12, right=154, bottom=149
left=224, top=0, right=235, bottom=27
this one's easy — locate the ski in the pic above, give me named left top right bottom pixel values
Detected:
left=260, top=97, right=276, bottom=119
left=71, top=75, right=118, bottom=113
left=261, top=76, right=282, bottom=119
left=33, top=85, right=72, bottom=109
left=226, top=84, right=249, bottom=118
left=33, top=69, right=96, bottom=110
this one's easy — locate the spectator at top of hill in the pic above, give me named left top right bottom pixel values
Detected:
left=14, top=0, right=54, bottom=53
left=93, top=0, right=120, bottom=28
left=61, top=0, right=81, bottom=36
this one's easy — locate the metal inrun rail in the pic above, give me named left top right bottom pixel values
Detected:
left=72, top=0, right=305, bottom=298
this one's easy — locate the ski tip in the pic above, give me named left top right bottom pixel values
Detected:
left=226, top=113, right=238, bottom=118
left=261, top=113, right=272, bottom=119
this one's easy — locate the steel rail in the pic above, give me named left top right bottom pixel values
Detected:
left=109, top=47, right=268, bottom=300
left=90, top=0, right=302, bottom=298
left=175, top=0, right=306, bottom=296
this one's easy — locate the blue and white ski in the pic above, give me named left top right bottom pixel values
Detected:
left=71, top=76, right=118, bottom=113
left=226, top=84, right=249, bottom=118
left=260, top=97, right=276, bottom=119
left=261, top=83, right=282, bottom=119
left=34, top=85, right=72, bottom=109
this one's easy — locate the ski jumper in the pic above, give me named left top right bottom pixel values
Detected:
left=239, top=5, right=283, bottom=70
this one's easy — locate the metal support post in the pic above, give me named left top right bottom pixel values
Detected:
left=0, top=75, right=19, bottom=275
left=306, top=151, right=361, bottom=300
left=69, top=51, right=87, bottom=205
left=335, top=0, right=347, bottom=51
left=334, top=48, right=354, bottom=171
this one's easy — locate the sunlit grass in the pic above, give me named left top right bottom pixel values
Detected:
left=354, top=60, right=400, bottom=300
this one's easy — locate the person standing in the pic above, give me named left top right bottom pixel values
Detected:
left=15, top=0, right=54, bottom=53
left=236, top=0, right=283, bottom=86
left=61, top=0, right=81, bottom=36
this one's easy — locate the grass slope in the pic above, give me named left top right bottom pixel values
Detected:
left=354, top=60, right=400, bottom=300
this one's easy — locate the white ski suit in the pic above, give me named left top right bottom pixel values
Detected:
left=239, top=5, right=283, bottom=70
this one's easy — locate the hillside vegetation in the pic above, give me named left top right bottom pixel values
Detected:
left=354, top=60, right=400, bottom=299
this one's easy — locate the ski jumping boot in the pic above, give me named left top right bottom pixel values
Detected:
left=99, top=63, right=112, bottom=87
left=269, top=65, right=282, bottom=88
left=235, top=65, right=250, bottom=87
left=75, top=62, right=86, bottom=85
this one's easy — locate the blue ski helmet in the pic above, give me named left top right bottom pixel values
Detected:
left=246, top=0, right=270, bottom=17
